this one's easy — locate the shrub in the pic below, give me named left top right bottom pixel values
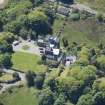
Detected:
left=25, top=71, right=36, bottom=87
left=70, top=13, right=80, bottom=21
left=96, top=13, right=103, bottom=22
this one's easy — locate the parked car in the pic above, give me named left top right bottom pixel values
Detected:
left=13, top=41, right=20, bottom=46
left=39, top=47, right=44, bottom=51
left=40, top=50, right=44, bottom=54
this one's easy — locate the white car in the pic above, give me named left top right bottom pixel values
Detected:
left=13, top=41, right=20, bottom=46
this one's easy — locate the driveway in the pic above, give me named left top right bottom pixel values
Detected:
left=12, top=40, right=40, bottom=56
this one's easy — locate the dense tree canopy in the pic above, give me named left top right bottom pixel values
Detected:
left=95, top=55, right=105, bottom=71
left=27, top=10, right=52, bottom=36
left=57, top=65, right=96, bottom=102
left=29, top=0, right=43, bottom=6
left=77, top=94, right=94, bottom=105
left=38, top=88, right=54, bottom=105
left=0, top=53, right=12, bottom=68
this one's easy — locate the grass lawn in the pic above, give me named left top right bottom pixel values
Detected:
left=53, top=16, right=105, bottom=47
left=0, top=74, right=13, bottom=81
left=76, top=0, right=105, bottom=12
left=11, top=52, right=47, bottom=73
left=0, top=87, right=39, bottom=105
left=53, top=15, right=65, bottom=34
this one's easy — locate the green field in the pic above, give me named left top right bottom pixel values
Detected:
left=76, top=0, right=105, bottom=12
left=53, top=16, right=105, bottom=46
left=0, top=87, right=38, bottom=105
left=11, top=52, right=47, bottom=73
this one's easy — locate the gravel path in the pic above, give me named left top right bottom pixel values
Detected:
left=12, top=40, right=40, bottom=56
left=0, top=69, right=26, bottom=94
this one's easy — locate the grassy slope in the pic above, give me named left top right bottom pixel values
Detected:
left=76, top=0, right=105, bottom=12
left=11, top=52, right=46, bottom=73
left=53, top=17, right=105, bottom=46
left=53, top=15, right=65, bottom=34
left=0, top=87, right=38, bottom=105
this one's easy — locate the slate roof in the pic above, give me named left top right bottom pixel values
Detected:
left=57, top=6, right=70, bottom=16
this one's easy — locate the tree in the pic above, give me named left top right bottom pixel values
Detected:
left=98, top=43, right=103, bottom=50
left=95, top=55, right=105, bottom=71
left=66, top=101, right=74, bottom=105
left=44, top=70, right=59, bottom=91
left=28, top=29, right=37, bottom=40
left=38, top=88, right=54, bottom=105
left=76, top=47, right=89, bottom=66
left=96, top=13, right=103, bottom=22
left=47, top=78, right=57, bottom=92
left=19, top=28, right=29, bottom=40
left=3, top=0, right=32, bottom=23
left=89, top=48, right=96, bottom=57
left=92, top=77, right=105, bottom=91
left=35, top=73, right=45, bottom=89
left=0, top=40, right=13, bottom=53
left=30, top=0, right=43, bottom=6
left=41, top=54, right=46, bottom=63
left=91, top=78, right=105, bottom=105
left=13, top=72, right=20, bottom=81
left=45, top=8, right=55, bottom=25
left=62, top=37, right=69, bottom=48
left=0, top=102, right=4, bottom=105
left=77, top=94, right=94, bottom=105
left=54, top=94, right=66, bottom=105
left=0, top=16, right=3, bottom=31
left=2, top=53, right=12, bottom=68
left=93, top=92, right=105, bottom=105
left=25, top=71, right=36, bottom=87
left=57, top=65, right=96, bottom=103
left=4, top=20, right=22, bottom=34
left=59, top=0, right=74, bottom=4
left=1, top=32, right=15, bottom=44
left=27, top=10, right=52, bottom=36
left=76, top=58, right=89, bottom=66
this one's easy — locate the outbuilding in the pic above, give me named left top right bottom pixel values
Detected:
left=57, top=6, right=70, bottom=16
